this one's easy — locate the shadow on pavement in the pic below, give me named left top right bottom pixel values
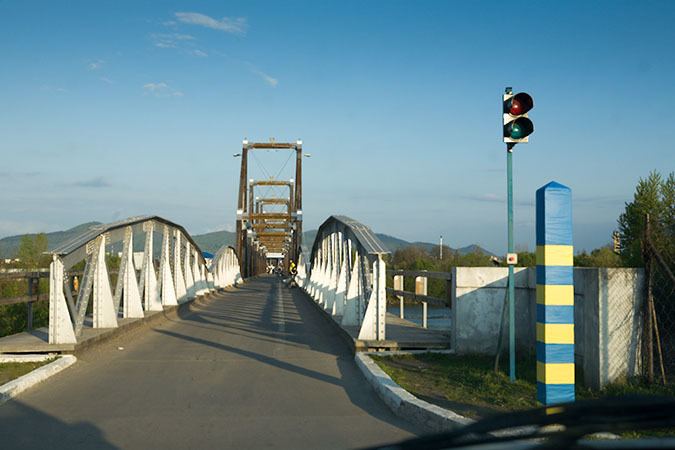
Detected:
left=158, top=276, right=419, bottom=435
left=0, top=400, right=119, bottom=449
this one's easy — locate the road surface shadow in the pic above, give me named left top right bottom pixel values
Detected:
left=0, top=400, right=119, bottom=449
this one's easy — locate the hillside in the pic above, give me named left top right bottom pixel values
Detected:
left=191, top=230, right=237, bottom=254
left=0, top=222, right=102, bottom=258
left=0, top=223, right=495, bottom=258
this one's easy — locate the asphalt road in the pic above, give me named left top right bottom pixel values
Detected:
left=0, top=276, right=420, bottom=449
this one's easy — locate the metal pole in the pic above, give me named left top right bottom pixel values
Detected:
left=507, top=144, right=516, bottom=381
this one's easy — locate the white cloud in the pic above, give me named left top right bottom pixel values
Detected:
left=250, top=68, right=278, bottom=87
left=143, top=82, right=184, bottom=97
left=88, top=60, right=104, bottom=71
left=191, top=49, right=208, bottom=57
left=150, top=32, right=195, bottom=48
left=40, top=85, right=68, bottom=93
left=100, top=77, right=114, bottom=84
left=175, top=12, right=247, bottom=35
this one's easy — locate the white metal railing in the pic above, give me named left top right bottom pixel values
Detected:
left=47, top=216, right=240, bottom=345
left=209, top=245, right=243, bottom=289
left=301, top=215, right=389, bottom=340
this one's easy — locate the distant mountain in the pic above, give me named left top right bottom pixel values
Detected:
left=0, top=223, right=495, bottom=258
left=0, top=222, right=102, bottom=258
left=191, top=230, right=237, bottom=254
left=300, top=230, right=494, bottom=256
left=395, top=241, right=495, bottom=257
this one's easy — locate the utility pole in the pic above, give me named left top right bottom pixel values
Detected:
left=439, top=235, right=443, bottom=260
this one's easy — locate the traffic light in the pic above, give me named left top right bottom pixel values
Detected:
left=503, top=89, right=534, bottom=144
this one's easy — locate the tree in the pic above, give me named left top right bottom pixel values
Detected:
left=16, top=233, right=49, bottom=269
left=618, top=171, right=675, bottom=267
left=574, top=245, right=621, bottom=267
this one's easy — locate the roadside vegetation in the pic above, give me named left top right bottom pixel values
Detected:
left=0, top=234, right=51, bottom=338
left=375, top=170, right=675, bottom=434
left=374, top=352, right=675, bottom=421
left=0, top=358, right=55, bottom=386
left=0, top=233, right=120, bottom=337
left=386, top=170, right=673, bottom=301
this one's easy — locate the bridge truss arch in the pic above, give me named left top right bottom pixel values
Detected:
left=47, top=216, right=240, bottom=345
left=300, top=215, right=389, bottom=340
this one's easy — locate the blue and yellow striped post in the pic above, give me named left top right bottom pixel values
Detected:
left=536, top=181, right=574, bottom=405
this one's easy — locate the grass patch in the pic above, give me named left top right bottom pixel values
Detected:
left=373, top=352, right=675, bottom=436
left=372, top=353, right=539, bottom=419
left=0, top=359, right=54, bottom=386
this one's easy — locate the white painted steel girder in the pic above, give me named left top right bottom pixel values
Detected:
left=303, top=216, right=389, bottom=341
left=48, top=256, right=76, bottom=344
left=142, top=223, right=162, bottom=312
left=47, top=216, right=212, bottom=345
left=122, top=228, right=144, bottom=319
left=93, top=235, right=118, bottom=328
left=173, top=230, right=188, bottom=303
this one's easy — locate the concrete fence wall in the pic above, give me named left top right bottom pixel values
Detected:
left=450, top=267, right=644, bottom=389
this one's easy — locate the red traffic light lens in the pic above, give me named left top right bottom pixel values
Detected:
left=509, top=92, right=534, bottom=116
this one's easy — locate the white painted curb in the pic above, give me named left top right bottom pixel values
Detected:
left=355, top=352, right=473, bottom=432
left=0, top=355, right=77, bottom=404
left=0, top=353, right=58, bottom=364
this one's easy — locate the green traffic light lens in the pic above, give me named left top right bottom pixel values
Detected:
left=511, top=123, right=525, bottom=139
left=509, top=118, right=534, bottom=139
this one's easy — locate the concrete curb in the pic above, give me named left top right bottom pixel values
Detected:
left=0, top=353, right=58, bottom=363
left=355, top=352, right=473, bottom=432
left=356, top=353, right=621, bottom=440
left=0, top=355, right=77, bottom=405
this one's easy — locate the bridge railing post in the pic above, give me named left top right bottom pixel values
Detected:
left=393, top=274, right=404, bottom=319
left=415, top=275, right=428, bottom=329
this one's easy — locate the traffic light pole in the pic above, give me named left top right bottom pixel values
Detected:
left=502, top=87, right=534, bottom=383
left=507, top=143, right=516, bottom=382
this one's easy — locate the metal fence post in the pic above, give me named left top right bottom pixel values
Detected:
left=394, top=274, right=404, bottom=318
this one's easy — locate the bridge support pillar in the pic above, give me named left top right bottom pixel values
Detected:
left=92, top=235, right=118, bottom=328
left=48, top=256, right=76, bottom=344
left=342, top=253, right=362, bottom=326
left=173, top=230, right=188, bottom=303
left=121, top=227, right=144, bottom=318
left=160, top=225, right=178, bottom=306
left=184, top=244, right=195, bottom=298
left=358, top=256, right=386, bottom=340
left=332, top=254, right=347, bottom=316
left=142, top=223, right=162, bottom=311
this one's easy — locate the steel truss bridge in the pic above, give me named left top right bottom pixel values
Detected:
left=0, top=139, right=446, bottom=350
left=0, top=138, right=447, bottom=448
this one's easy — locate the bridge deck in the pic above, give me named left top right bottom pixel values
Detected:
left=0, top=312, right=167, bottom=353
left=346, top=313, right=451, bottom=351
left=0, top=276, right=419, bottom=449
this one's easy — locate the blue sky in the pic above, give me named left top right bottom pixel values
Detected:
left=1, top=0, right=674, bottom=254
